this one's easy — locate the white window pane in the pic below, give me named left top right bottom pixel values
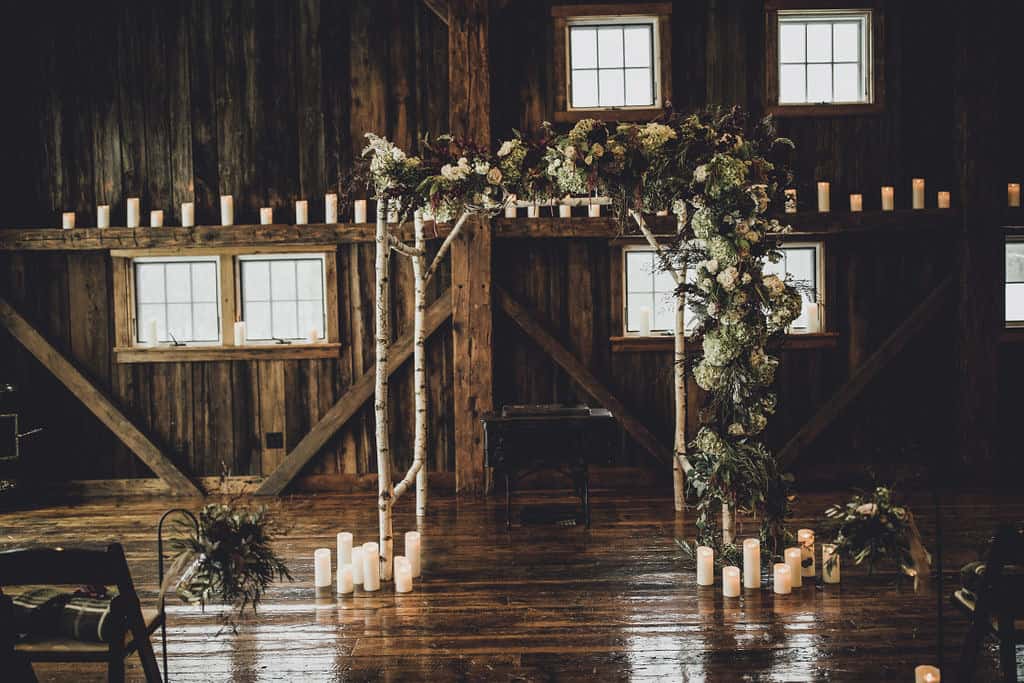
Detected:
left=270, top=261, right=297, bottom=301
left=779, top=64, right=806, bottom=103
left=683, top=304, right=698, bottom=332
left=654, top=265, right=675, bottom=294
left=297, top=260, right=323, bottom=300
left=298, top=301, right=324, bottom=339
left=597, top=27, right=624, bottom=68
left=245, top=302, right=271, bottom=340
left=626, top=252, right=654, bottom=293
left=571, top=70, right=598, bottom=108
left=833, top=22, right=860, bottom=62
left=271, top=301, right=298, bottom=339
left=193, top=303, right=220, bottom=341
left=624, top=68, right=653, bottom=106
left=779, top=23, right=805, bottom=63
left=791, top=301, right=810, bottom=330
left=763, top=255, right=786, bottom=279
left=242, top=261, right=270, bottom=301
left=626, top=292, right=654, bottom=333
left=806, top=23, right=832, bottom=62
left=785, top=249, right=814, bottom=286
left=807, top=63, right=832, bottom=102
left=653, top=292, right=676, bottom=331
left=1007, top=283, right=1024, bottom=322
left=191, top=262, right=218, bottom=303
left=165, top=263, right=191, bottom=303
left=1005, top=243, right=1024, bottom=282
left=166, top=303, right=193, bottom=341
left=570, top=27, right=597, bottom=69
left=136, top=264, right=165, bottom=304
left=623, top=26, right=651, bottom=67
left=598, top=69, right=625, bottom=107
left=138, top=304, right=165, bottom=341
left=833, top=62, right=860, bottom=102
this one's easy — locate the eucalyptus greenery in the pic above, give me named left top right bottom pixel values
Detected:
left=823, top=486, right=923, bottom=576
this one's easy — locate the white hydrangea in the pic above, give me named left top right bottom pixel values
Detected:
left=716, top=266, right=740, bottom=291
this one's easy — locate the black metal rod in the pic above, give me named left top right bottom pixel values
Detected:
left=157, top=508, right=197, bottom=683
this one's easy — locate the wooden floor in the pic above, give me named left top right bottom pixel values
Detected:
left=1, top=488, right=1021, bottom=682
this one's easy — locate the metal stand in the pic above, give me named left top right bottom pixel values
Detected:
left=156, top=509, right=197, bottom=683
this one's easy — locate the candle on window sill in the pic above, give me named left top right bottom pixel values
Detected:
left=798, top=529, right=815, bottom=577
left=816, top=182, right=831, bottom=212
left=351, top=546, right=364, bottom=585
left=743, top=538, right=761, bottom=589
left=912, top=178, right=925, bottom=209
left=914, top=665, right=941, bottom=683
left=784, top=188, right=798, bottom=214
left=150, top=210, right=164, bottom=227
left=1009, top=183, right=1021, bottom=208
left=805, top=302, right=822, bottom=334
left=260, top=207, right=273, bottom=225
left=821, top=543, right=841, bottom=584
left=773, top=563, right=792, bottom=594
left=62, top=212, right=75, bottom=230
left=326, top=193, right=339, bottom=223
left=405, top=531, right=421, bottom=578
left=307, top=329, right=321, bottom=344
left=937, top=191, right=951, bottom=209
left=394, top=556, right=413, bottom=593
left=220, top=195, right=234, bottom=226
left=313, top=548, right=331, bottom=592
left=784, top=547, right=803, bottom=587
left=145, top=319, right=159, bottom=347
left=362, top=542, right=381, bottom=591
left=181, top=202, right=195, bottom=227
left=337, top=564, right=354, bottom=595
left=337, top=532, right=353, bottom=567
left=588, top=203, right=601, bottom=218
left=696, top=546, right=714, bottom=586
left=127, top=197, right=141, bottom=228
left=722, top=566, right=740, bottom=598
left=881, top=186, right=895, bottom=211
left=295, top=200, right=308, bottom=225
left=96, top=205, right=110, bottom=228
left=637, top=307, right=652, bottom=337
left=352, top=199, right=366, bottom=224
left=233, top=321, right=246, bottom=346
left=849, top=194, right=863, bottom=212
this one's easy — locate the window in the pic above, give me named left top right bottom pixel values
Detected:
left=777, top=10, right=870, bottom=105
left=240, top=254, right=327, bottom=342
left=623, top=247, right=696, bottom=335
left=133, top=256, right=221, bottom=344
left=1007, top=239, right=1024, bottom=326
left=763, top=243, right=824, bottom=333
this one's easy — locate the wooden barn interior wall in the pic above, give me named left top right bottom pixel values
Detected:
left=0, top=0, right=1020, bottom=486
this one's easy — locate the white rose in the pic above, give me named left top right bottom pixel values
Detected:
left=707, top=302, right=719, bottom=317
left=498, top=140, right=514, bottom=157
left=705, top=259, right=719, bottom=274
left=457, top=157, right=470, bottom=168
left=716, top=266, right=739, bottom=291
left=474, top=160, right=490, bottom=175
left=694, top=164, right=708, bottom=183
left=441, top=164, right=456, bottom=181
left=564, top=145, right=577, bottom=160
left=487, top=167, right=502, bottom=185
left=856, top=503, right=878, bottom=516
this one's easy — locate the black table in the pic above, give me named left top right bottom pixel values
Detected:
left=481, top=406, right=615, bottom=529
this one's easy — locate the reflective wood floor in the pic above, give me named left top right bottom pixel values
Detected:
left=1, top=489, right=1020, bottom=681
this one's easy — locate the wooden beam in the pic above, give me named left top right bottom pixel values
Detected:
left=448, top=0, right=490, bottom=146
left=422, top=0, right=449, bottom=25
left=494, top=285, right=671, bottom=466
left=254, top=290, right=452, bottom=496
left=777, top=276, right=953, bottom=468
left=0, top=297, right=202, bottom=496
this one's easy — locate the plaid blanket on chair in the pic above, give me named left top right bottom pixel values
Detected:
left=10, top=586, right=118, bottom=642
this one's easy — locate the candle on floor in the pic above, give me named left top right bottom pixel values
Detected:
left=233, top=321, right=246, bottom=346
left=181, top=202, right=195, bottom=227
left=260, top=207, right=273, bottom=225
left=97, top=205, right=110, bottom=228
left=394, top=556, right=413, bottom=593
left=295, top=200, right=308, bottom=225
left=936, top=191, right=951, bottom=209
left=912, top=178, right=925, bottom=209
left=821, top=543, right=840, bottom=584
left=527, top=203, right=539, bottom=218
left=352, top=199, right=366, bottom=224
left=220, top=195, right=234, bottom=226
left=797, top=529, right=815, bottom=577
left=351, top=546, right=364, bottom=585
left=696, top=546, right=714, bottom=586
left=405, top=530, right=421, bottom=578
left=722, top=566, right=740, bottom=598
left=784, top=188, right=798, bottom=214
left=849, top=194, right=863, bottom=212
left=145, top=319, right=159, bottom=346
left=784, top=547, right=803, bottom=587
left=326, top=193, right=339, bottom=223
left=588, top=203, right=601, bottom=218
left=914, top=665, right=941, bottom=683
left=637, top=307, right=652, bottom=337
left=313, top=548, right=331, bottom=591
left=337, top=532, right=353, bottom=566
left=362, top=542, right=381, bottom=591
left=743, top=538, right=761, bottom=589
left=1009, top=183, right=1021, bottom=208
left=559, top=200, right=572, bottom=218
left=150, top=210, right=164, bottom=227
left=337, top=564, right=354, bottom=595
left=127, top=198, right=141, bottom=228
left=62, top=212, right=75, bottom=230
left=816, top=182, right=831, bottom=212
left=881, top=186, right=895, bottom=211
left=773, top=563, right=792, bottom=595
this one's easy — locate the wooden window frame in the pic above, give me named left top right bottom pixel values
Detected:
left=111, top=245, right=340, bottom=363
left=765, top=1, right=885, bottom=117
left=552, top=3, right=672, bottom=123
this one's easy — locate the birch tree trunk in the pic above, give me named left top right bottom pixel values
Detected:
left=412, top=210, right=428, bottom=517
left=722, top=501, right=735, bottom=546
left=374, top=201, right=394, bottom=581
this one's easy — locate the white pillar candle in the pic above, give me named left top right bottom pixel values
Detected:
left=722, top=566, right=740, bottom=598
left=352, top=199, right=366, bottom=224
left=504, top=201, right=517, bottom=218
left=797, top=529, right=815, bottom=577
left=394, top=556, right=413, bottom=593
left=362, top=542, right=380, bottom=591
left=588, top=203, right=601, bottom=218
left=181, top=202, right=195, bottom=227
left=773, top=563, right=792, bottom=595
left=220, top=195, right=234, bottom=226
left=326, top=193, right=339, bottom=223
left=405, top=531, right=421, bottom=578
left=849, top=194, right=863, bottom=212
left=351, top=546, right=364, bottom=585
left=150, top=210, right=164, bottom=227
left=656, top=209, right=669, bottom=217
left=816, top=182, right=830, bottom=212
left=784, top=547, right=803, bottom=587
left=784, top=188, right=798, bottom=213
left=527, top=203, right=539, bottom=218
left=881, top=186, right=895, bottom=211
left=937, top=191, right=951, bottom=209
left=637, top=307, right=652, bottom=337
left=337, top=532, right=353, bottom=566
left=742, top=538, right=761, bottom=589
left=313, top=548, right=331, bottom=589
left=127, top=198, right=141, bottom=228
left=559, top=198, right=571, bottom=218
left=295, top=199, right=309, bottom=225
left=1009, top=183, right=1021, bottom=208
left=806, top=302, right=822, bottom=333
left=696, top=546, right=714, bottom=586
left=914, top=665, right=941, bottom=683
left=308, top=328, right=321, bottom=344
left=260, top=207, right=273, bottom=225
left=912, top=178, right=925, bottom=209
left=821, top=543, right=841, bottom=584
left=337, top=564, right=354, bottom=595
left=233, top=321, right=246, bottom=346
left=145, top=319, right=159, bottom=346
left=96, top=205, right=110, bottom=228
left=62, top=212, right=75, bottom=230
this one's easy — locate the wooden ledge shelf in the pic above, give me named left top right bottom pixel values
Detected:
left=114, top=342, right=341, bottom=363
left=611, top=332, right=839, bottom=353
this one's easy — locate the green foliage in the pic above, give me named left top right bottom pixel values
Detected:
left=823, top=486, right=920, bottom=576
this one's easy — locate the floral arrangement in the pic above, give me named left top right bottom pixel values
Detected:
left=416, top=135, right=510, bottom=222
left=360, top=134, right=428, bottom=222
left=496, top=130, right=559, bottom=205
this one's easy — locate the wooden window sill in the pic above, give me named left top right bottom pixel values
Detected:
left=766, top=103, right=884, bottom=118
left=1001, top=327, right=1024, bottom=344
left=610, top=332, right=839, bottom=352
left=554, top=109, right=667, bottom=123
left=114, top=342, right=341, bottom=363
